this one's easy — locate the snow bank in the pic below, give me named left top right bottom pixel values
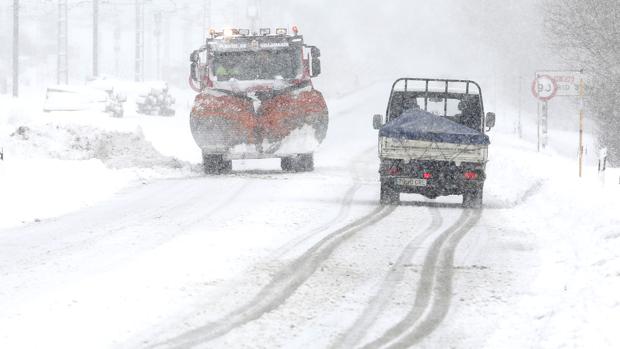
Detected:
left=445, top=127, right=620, bottom=349
left=483, top=149, right=620, bottom=348
left=0, top=96, right=198, bottom=229
left=4, top=123, right=189, bottom=170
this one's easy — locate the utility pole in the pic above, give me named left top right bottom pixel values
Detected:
left=135, top=0, right=145, bottom=82
left=114, top=14, right=121, bottom=76
left=57, top=0, right=69, bottom=84
left=202, top=0, right=211, bottom=40
left=12, top=0, right=19, bottom=97
left=93, top=0, right=99, bottom=77
left=154, top=12, right=162, bottom=79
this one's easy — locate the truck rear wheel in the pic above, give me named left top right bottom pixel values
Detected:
left=281, top=154, right=314, bottom=172
left=380, top=181, right=400, bottom=205
left=462, top=187, right=483, bottom=208
left=203, top=153, right=232, bottom=175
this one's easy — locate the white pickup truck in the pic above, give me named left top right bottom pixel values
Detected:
left=373, top=78, right=495, bottom=208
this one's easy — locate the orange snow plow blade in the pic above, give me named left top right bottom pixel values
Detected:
left=190, top=87, right=328, bottom=159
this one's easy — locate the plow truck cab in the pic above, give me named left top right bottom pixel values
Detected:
left=189, top=27, right=328, bottom=174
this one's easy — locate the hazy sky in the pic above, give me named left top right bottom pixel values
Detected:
left=1, top=0, right=552, bottom=104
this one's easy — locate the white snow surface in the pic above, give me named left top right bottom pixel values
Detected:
left=0, top=94, right=197, bottom=228
left=0, top=83, right=619, bottom=348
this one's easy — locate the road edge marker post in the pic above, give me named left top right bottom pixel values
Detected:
left=578, top=78, right=584, bottom=178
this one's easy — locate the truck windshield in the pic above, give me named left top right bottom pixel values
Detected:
left=212, top=49, right=302, bottom=81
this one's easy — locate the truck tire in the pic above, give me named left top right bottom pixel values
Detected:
left=281, top=154, right=314, bottom=172
left=462, top=187, right=483, bottom=208
left=297, top=154, right=314, bottom=172
left=281, top=157, right=294, bottom=172
left=380, top=181, right=400, bottom=205
left=203, top=153, right=232, bottom=175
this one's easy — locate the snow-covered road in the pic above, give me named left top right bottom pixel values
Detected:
left=1, top=83, right=619, bottom=348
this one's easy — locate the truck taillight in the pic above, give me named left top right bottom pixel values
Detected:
left=423, top=172, right=432, bottom=179
left=464, top=171, right=478, bottom=180
left=388, top=167, right=400, bottom=175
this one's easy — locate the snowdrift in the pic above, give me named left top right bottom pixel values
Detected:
left=5, top=124, right=189, bottom=170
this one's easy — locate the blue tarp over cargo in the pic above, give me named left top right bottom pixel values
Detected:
left=379, top=109, right=490, bottom=145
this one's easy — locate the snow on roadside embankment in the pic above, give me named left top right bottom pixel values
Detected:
left=441, top=131, right=620, bottom=349
left=0, top=96, right=197, bottom=229
left=486, top=141, right=620, bottom=348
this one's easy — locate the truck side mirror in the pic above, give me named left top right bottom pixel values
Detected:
left=311, top=58, right=321, bottom=77
left=190, top=50, right=200, bottom=63
left=190, top=50, right=201, bottom=81
left=310, top=46, right=321, bottom=58
left=373, top=114, right=384, bottom=130
left=486, top=112, right=496, bottom=131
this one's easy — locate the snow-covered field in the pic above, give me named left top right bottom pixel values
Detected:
left=0, top=83, right=618, bottom=348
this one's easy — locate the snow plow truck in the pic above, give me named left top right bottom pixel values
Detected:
left=373, top=78, right=496, bottom=208
left=189, top=27, right=328, bottom=174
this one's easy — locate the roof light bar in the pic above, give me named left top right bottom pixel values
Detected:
left=223, top=28, right=234, bottom=37
left=275, top=28, right=288, bottom=35
left=238, top=28, right=250, bottom=36
left=259, top=28, right=271, bottom=36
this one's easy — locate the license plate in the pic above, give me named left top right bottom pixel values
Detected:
left=396, top=178, right=428, bottom=187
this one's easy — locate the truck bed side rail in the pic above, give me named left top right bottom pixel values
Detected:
left=379, top=137, right=488, bottom=164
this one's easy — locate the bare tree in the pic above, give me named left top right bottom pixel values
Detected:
left=544, top=0, right=620, bottom=164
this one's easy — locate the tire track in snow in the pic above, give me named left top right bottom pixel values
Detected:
left=0, top=178, right=252, bottom=275
left=485, top=179, right=545, bottom=210
left=331, top=207, right=443, bottom=349
left=359, top=209, right=481, bottom=349
left=269, top=145, right=374, bottom=261
left=270, top=183, right=361, bottom=260
left=152, top=204, right=396, bottom=349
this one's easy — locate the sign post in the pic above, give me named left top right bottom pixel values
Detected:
left=533, top=71, right=586, bottom=176
left=532, top=74, right=557, bottom=151
left=541, top=101, right=549, bottom=148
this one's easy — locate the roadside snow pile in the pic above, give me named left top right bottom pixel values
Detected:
left=480, top=151, right=620, bottom=348
left=5, top=123, right=191, bottom=170
left=484, top=136, right=546, bottom=209
left=449, top=130, right=620, bottom=349
left=0, top=96, right=198, bottom=229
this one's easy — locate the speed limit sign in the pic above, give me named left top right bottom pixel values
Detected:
left=532, top=75, right=558, bottom=101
